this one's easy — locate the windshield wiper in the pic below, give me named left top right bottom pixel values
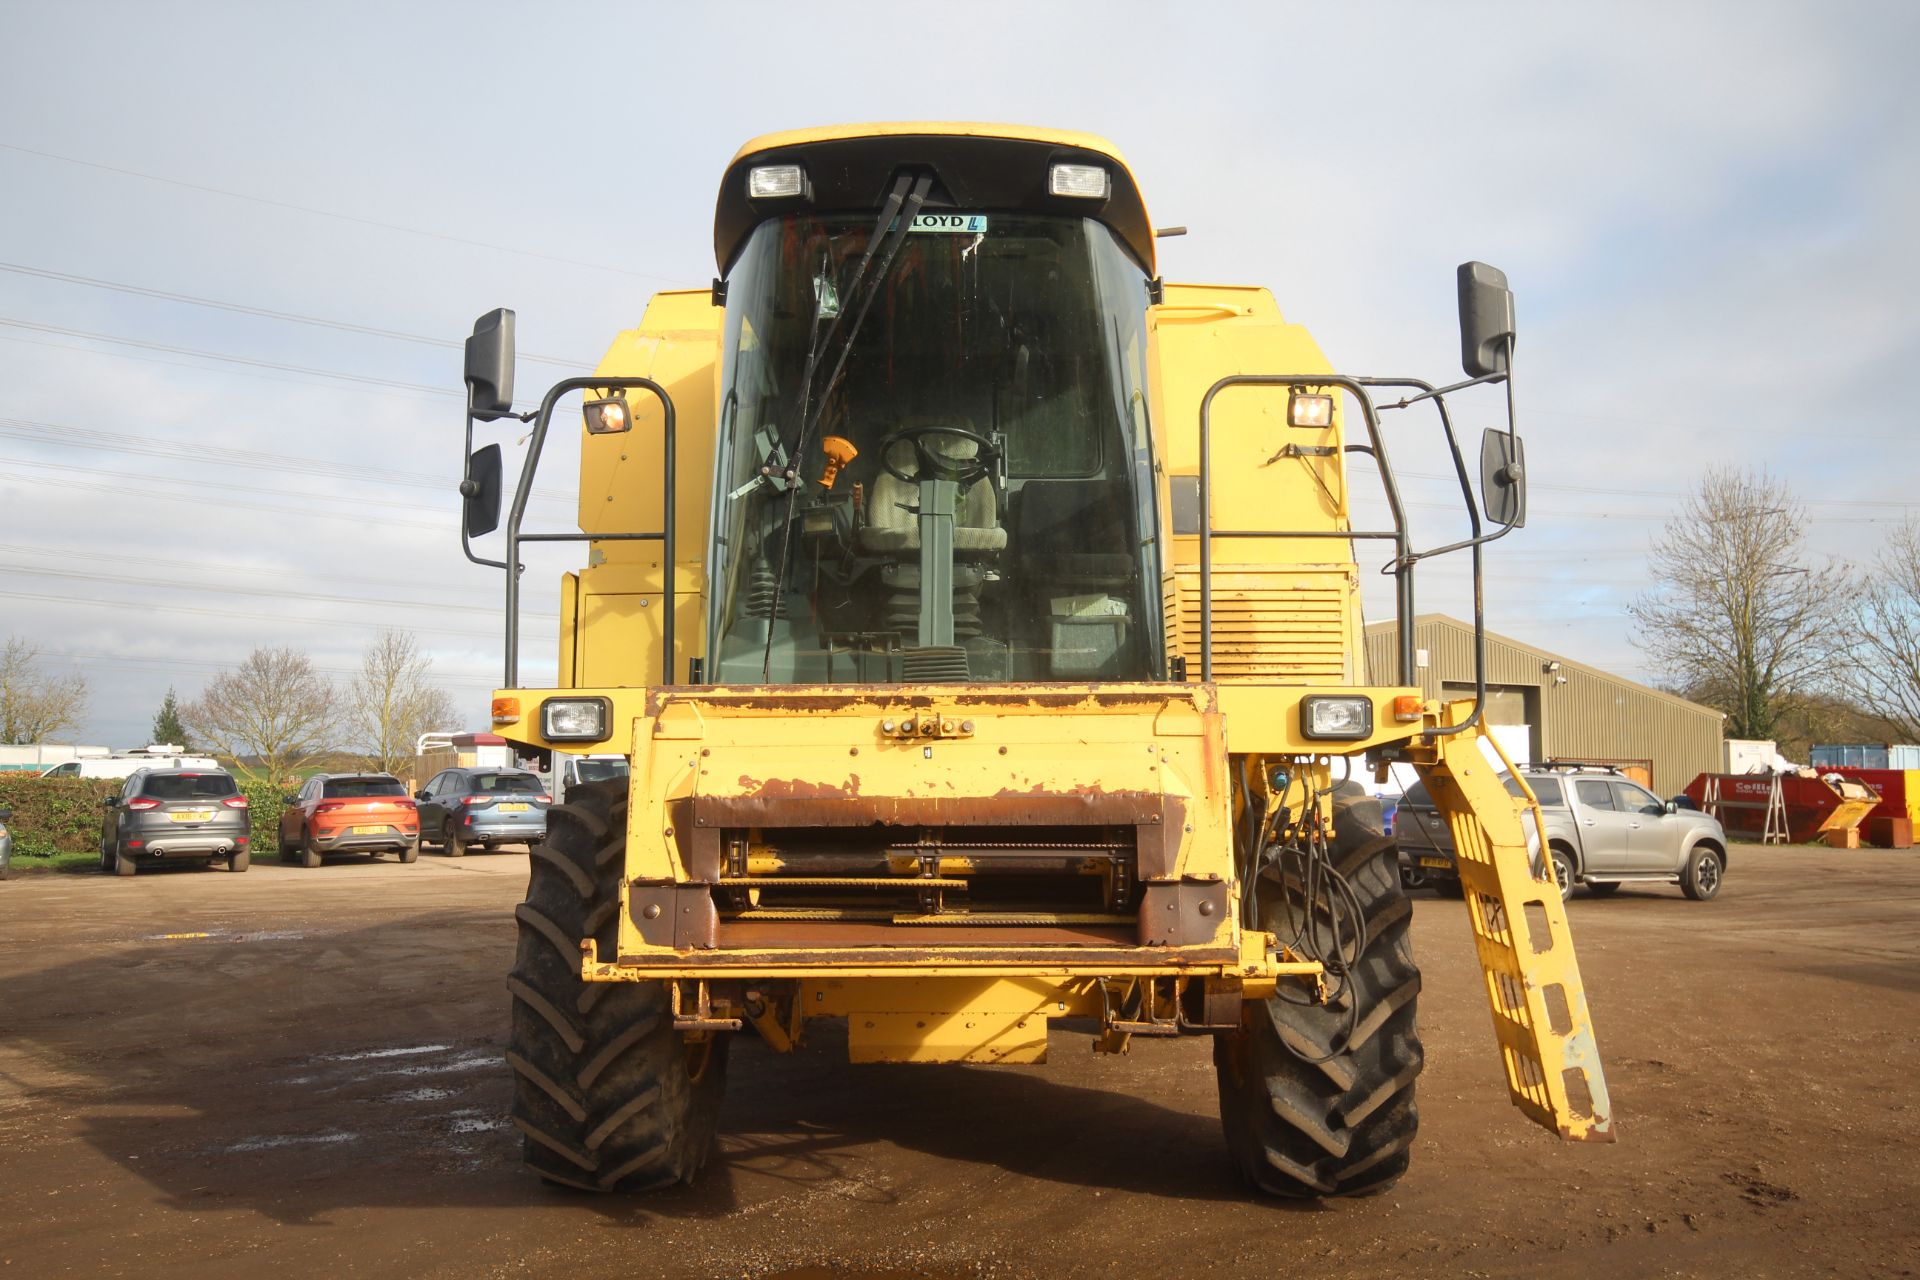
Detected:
left=760, top=172, right=933, bottom=680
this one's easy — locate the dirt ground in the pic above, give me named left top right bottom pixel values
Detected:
left=0, top=844, right=1915, bottom=1280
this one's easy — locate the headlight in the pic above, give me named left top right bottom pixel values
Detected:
left=1301, top=695, right=1373, bottom=740
left=1288, top=390, right=1334, bottom=428
left=540, top=697, right=611, bottom=742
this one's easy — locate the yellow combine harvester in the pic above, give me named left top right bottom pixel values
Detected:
left=452, top=122, right=1613, bottom=1196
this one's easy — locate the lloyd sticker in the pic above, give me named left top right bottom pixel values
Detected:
left=907, top=213, right=988, bottom=234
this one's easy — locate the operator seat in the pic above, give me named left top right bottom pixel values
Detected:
left=856, top=423, right=1008, bottom=556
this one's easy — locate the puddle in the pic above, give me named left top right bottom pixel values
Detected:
left=323, top=1043, right=452, bottom=1062
left=226, top=1131, right=360, bottom=1153
left=386, top=1087, right=455, bottom=1103
left=373, top=1051, right=497, bottom=1078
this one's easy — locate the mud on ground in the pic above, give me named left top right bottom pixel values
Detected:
left=0, top=845, right=1915, bottom=1278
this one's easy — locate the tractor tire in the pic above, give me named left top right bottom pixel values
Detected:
left=1214, top=780, right=1422, bottom=1197
left=507, top=779, right=728, bottom=1192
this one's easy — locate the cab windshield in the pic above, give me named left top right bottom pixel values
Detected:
left=708, top=212, right=1159, bottom=684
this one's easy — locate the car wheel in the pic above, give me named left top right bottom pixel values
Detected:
left=1681, top=846, right=1724, bottom=901
left=399, top=840, right=419, bottom=864
left=446, top=821, right=467, bottom=858
left=1400, top=859, right=1429, bottom=890
left=229, top=847, right=251, bottom=872
left=114, top=845, right=137, bottom=877
left=100, top=839, right=115, bottom=875
left=1546, top=846, right=1576, bottom=902
left=1585, top=881, right=1621, bottom=896
left=299, top=830, right=323, bottom=869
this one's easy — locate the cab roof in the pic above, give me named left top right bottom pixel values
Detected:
left=715, top=121, right=1156, bottom=277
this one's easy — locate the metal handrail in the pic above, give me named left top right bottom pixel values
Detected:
left=502, top=377, right=677, bottom=687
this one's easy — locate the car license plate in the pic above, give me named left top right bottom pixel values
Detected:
left=171, top=811, right=212, bottom=823
left=497, top=803, right=530, bottom=813
left=1419, top=857, right=1451, bottom=869
left=352, top=825, right=386, bottom=835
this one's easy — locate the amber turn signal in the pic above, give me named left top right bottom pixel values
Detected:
left=1393, top=695, right=1424, bottom=722
left=492, top=696, right=522, bottom=726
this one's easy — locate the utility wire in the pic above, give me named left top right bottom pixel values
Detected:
left=0, top=261, right=584, bottom=367
left=0, top=139, right=694, bottom=285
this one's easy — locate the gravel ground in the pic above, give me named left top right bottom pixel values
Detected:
left=0, top=842, right=1915, bottom=1278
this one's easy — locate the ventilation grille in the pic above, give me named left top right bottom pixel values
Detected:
left=1173, top=569, right=1351, bottom=682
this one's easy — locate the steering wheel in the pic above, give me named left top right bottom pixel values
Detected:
left=878, top=425, right=1000, bottom=489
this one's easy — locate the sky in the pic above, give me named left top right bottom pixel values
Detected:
left=1, top=1, right=1916, bottom=749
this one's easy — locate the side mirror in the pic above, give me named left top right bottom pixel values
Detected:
left=101, top=796, right=117, bottom=807
left=414, top=790, right=429, bottom=801
left=1665, top=799, right=1679, bottom=815
left=1457, top=261, right=1515, bottom=379
left=462, top=443, right=503, bottom=539
left=464, top=308, right=517, bottom=422
left=281, top=793, right=297, bottom=804
left=1479, top=428, right=1527, bottom=528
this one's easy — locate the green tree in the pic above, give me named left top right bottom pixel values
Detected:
left=151, top=686, right=191, bottom=749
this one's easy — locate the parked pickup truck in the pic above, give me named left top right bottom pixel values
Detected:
left=1396, top=764, right=1730, bottom=902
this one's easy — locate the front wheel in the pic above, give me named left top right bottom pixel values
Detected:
left=1681, top=846, right=1725, bottom=901
left=508, top=779, right=728, bottom=1190
left=1214, top=781, right=1422, bottom=1197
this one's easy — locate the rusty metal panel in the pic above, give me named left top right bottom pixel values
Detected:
left=1137, top=877, right=1230, bottom=946
left=627, top=882, right=719, bottom=950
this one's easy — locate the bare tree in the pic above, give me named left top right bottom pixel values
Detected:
left=0, top=636, right=90, bottom=743
left=347, top=629, right=459, bottom=775
left=1628, top=467, right=1851, bottom=741
left=182, top=647, right=337, bottom=783
left=1838, top=517, right=1920, bottom=742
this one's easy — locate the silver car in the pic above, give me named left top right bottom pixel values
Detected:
left=99, top=768, right=252, bottom=875
left=413, top=767, right=550, bottom=856
left=1396, top=765, right=1729, bottom=902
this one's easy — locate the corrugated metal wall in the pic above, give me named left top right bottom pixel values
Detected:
left=1365, top=615, right=1724, bottom=795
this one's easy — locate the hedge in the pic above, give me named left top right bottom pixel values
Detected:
left=0, top=774, right=287, bottom=858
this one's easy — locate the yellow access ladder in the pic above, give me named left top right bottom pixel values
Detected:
left=1405, top=703, right=1615, bottom=1141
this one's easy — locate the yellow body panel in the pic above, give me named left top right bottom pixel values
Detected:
left=558, top=289, right=722, bottom=688
left=1149, top=283, right=1367, bottom=682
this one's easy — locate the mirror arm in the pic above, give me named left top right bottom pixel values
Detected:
left=1376, top=368, right=1508, bottom=413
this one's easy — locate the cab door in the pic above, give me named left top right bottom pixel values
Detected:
left=1569, top=777, right=1635, bottom=876
left=1612, top=780, right=1682, bottom=871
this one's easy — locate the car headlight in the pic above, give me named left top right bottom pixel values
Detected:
left=1300, top=695, right=1374, bottom=740
left=540, top=697, right=611, bottom=742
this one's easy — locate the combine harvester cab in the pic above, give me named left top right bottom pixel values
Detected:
left=452, top=123, right=1612, bottom=1196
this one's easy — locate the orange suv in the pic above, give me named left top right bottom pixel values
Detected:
left=279, top=773, right=420, bottom=867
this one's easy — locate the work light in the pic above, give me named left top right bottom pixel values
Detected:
left=748, top=164, right=807, bottom=199
left=541, top=697, right=611, bottom=742
left=1301, top=695, right=1373, bottom=740
left=1288, top=391, right=1334, bottom=429
left=583, top=395, right=632, bottom=435
left=1048, top=162, right=1110, bottom=200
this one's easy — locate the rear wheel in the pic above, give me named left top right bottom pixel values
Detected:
left=229, top=847, right=250, bottom=872
left=399, top=840, right=419, bottom=864
left=1214, top=781, right=1422, bottom=1197
left=299, top=831, right=322, bottom=869
left=114, top=844, right=137, bottom=877
left=509, top=779, right=728, bottom=1191
left=446, top=821, right=467, bottom=858
left=1681, top=845, right=1724, bottom=901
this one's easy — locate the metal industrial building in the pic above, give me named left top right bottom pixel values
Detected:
left=1364, top=614, right=1724, bottom=795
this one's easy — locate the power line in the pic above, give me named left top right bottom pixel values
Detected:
left=0, top=585, right=564, bottom=644
left=0, top=261, right=586, bottom=368
left=0, top=139, right=694, bottom=286
left=0, top=560, right=556, bottom=620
